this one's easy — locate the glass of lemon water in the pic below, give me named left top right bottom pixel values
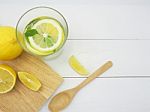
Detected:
left=16, top=6, right=68, bottom=58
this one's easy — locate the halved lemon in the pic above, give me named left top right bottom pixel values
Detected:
left=18, top=72, right=41, bottom=91
left=69, top=55, right=89, bottom=75
left=0, top=64, right=16, bottom=94
left=28, top=18, right=65, bottom=54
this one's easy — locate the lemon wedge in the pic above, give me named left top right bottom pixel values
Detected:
left=69, top=55, right=89, bottom=75
left=0, top=64, right=16, bottom=94
left=18, top=72, right=41, bottom=91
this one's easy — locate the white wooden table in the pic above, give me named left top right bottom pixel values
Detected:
left=1, top=0, right=150, bottom=111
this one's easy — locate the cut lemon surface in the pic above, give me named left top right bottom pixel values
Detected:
left=25, top=17, right=65, bottom=55
left=0, top=64, right=16, bottom=94
left=18, top=72, right=41, bottom=91
left=69, top=55, right=89, bottom=75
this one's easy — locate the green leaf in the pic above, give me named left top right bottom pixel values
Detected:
left=25, top=29, right=38, bottom=37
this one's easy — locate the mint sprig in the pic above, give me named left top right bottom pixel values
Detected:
left=25, top=29, right=38, bottom=37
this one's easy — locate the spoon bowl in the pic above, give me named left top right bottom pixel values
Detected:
left=49, top=88, right=78, bottom=111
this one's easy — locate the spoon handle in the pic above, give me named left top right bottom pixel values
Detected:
left=75, top=61, right=113, bottom=91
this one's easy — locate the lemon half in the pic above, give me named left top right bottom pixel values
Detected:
left=0, top=64, right=16, bottom=94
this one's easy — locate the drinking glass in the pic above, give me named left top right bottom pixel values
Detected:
left=16, top=6, right=68, bottom=58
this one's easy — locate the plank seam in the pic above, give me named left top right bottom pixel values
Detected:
left=63, top=76, right=150, bottom=79
left=67, top=39, right=150, bottom=40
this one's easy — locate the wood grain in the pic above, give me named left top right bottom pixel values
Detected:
left=0, top=52, right=63, bottom=112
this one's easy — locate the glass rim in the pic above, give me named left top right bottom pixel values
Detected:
left=16, top=6, right=69, bottom=56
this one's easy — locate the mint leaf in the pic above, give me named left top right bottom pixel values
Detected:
left=25, top=29, right=38, bottom=37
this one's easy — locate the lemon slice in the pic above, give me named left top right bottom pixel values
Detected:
left=69, top=55, right=89, bottom=75
left=0, top=64, right=16, bottom=94
left=18, top=72, right=41, bottom=91
left=28, top=18, right=64, bottom=53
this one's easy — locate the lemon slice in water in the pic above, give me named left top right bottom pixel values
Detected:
left=18, top=72, right=41, bottom=91
left=28, top=18, right=64, bottom=54
left=0, top=64, right=16, bottom=94
left=69, top=55, right=89, bottom=76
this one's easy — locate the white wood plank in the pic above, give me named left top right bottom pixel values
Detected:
left=44, top=40, right=150, bottom=77
left=1, top=3, right=150, bottom=39
left=61, top=5, right=150, bottom=39
left=40, top=78, right=150, bottom=112
left=2, top=0, right=150, bottom=5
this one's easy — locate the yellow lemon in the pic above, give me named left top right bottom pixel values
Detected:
left=18, top=72, right=41, bottom=91
left=69, top=55, right=89, bottom=75
left=0, top=26, right=23, bottom=60
left=0, top=64, right=17, bottom=94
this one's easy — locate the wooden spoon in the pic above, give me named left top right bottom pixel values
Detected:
left=48, top=61, right=113, bottom=112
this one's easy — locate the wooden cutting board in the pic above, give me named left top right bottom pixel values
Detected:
left=0, top=52, right=63, bottom=112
